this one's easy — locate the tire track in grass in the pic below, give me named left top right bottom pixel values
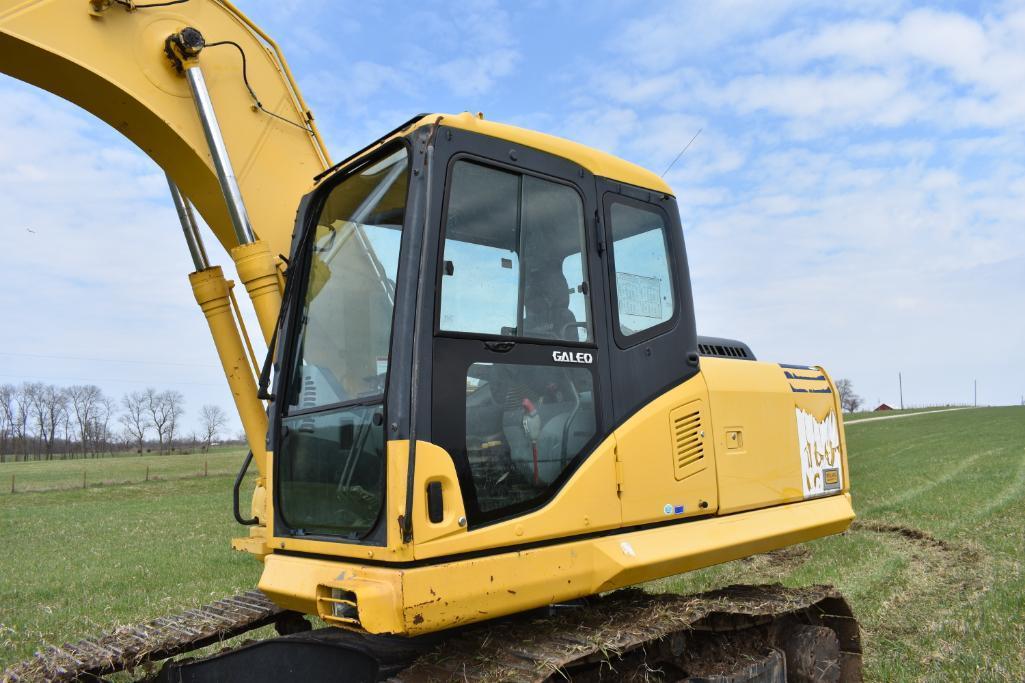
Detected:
left=847, top=522, right=990, bottom=677
left=970, top=447, right=1025, bottom=521
left=863, top=448, right=995, bottom=515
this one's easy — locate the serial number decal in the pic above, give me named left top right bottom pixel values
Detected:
left=552, top=350, right=593, bottom=364
left=795, top=407, right=843, bottom=498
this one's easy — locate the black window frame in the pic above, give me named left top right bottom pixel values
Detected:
left=603, top=193, right=681, bottom=350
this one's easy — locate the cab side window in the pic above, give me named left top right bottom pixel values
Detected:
left=439, top=161, right=592, bottom=343
left=608, top=201, right=676, bottom=341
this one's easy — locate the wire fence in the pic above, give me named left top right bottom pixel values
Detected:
left=2, top=457, right=254, bottom=495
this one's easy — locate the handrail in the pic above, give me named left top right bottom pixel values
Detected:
left=233, top=450, right=259, bottom=525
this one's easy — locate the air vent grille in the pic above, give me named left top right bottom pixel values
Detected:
left=696, top=336, right=755, bottom=361
left=698, top=342, right=750, bottom=359
left=670, top=400, right=708, bottom=481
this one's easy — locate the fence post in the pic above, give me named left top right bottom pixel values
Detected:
left=82, top=470, right=86, bottom=489
left=10, top=474, right=14, bottom=494
left=204, top=460, right=208, bottom=477
left=145, top=466, right=149, bottom=482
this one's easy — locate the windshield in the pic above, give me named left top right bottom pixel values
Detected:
left=278, top=146, right=408, bottom=539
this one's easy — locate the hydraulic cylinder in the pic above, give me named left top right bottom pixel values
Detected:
left=231, top=240, right=283, bottom=345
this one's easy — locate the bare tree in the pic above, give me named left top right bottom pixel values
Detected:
left=836, top=378, right=864, bottom=414
left=162, top=390, right=185, bottom=452
left=120, top=391, right=151, bottom=453
left=199, top=404, right=228, bottom=450
left=95, top=395, right=117, bottom=455
left=28, top=384, right=67, bottom=460
left=18, top=382, right=41, bottom=458
left=144, top=388, right=171, bottom=453
left=67, top=385, right=103, bottom=458
left=0, top=384, right=14, bottom=462
left=11, top=384, right=33, bottom=461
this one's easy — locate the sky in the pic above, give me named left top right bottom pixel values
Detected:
left=1, top=0, right=1023, bottom=436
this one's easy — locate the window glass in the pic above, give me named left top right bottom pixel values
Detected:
left=287, top=148, right=407, bottom=411
left=439, top=163, right=519, bottom=335
left=440, top=161, right=591, bottom=342
left=609, top=202, right=675, bottom=337
left=278, top=405, right=384, bottom=539
left=464, top=362, right=596, bottom=512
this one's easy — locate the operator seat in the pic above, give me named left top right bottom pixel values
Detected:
left=522, top=265, right=578, bottom=341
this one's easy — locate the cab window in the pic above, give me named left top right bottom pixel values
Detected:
left=439, top=161, right=591, bottom=343
left=608, top=201, right=675, bottom=340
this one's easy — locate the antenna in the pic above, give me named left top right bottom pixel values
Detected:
left=661, top=128, right=702, bottom=178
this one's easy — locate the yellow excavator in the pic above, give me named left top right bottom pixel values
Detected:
left=1, top=1, right=859, bottom=681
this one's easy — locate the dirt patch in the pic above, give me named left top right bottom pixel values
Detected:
left=739, top=544, right=811, bottom=574
left=849, top=520, right=955, bottom=551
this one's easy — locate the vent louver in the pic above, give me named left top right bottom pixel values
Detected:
left=696, top=335, right=756, bottom=361
left=670, top=400, right=708, bottom=481
left=698, top=342, right=749, bottom=358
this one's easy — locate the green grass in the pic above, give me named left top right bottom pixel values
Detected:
left=0, top=474, right=262, bottom=668
left=0, top=447, right=250, bottom=493
left=1, top=407, right=1023, bottom=680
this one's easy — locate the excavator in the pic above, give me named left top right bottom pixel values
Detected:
left=0, top=1, right=860, bottom=681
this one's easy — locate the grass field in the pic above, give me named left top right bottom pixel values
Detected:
left=2, top=407, right=1023, bottom=680
left=0, top=447, right=250, bottom=494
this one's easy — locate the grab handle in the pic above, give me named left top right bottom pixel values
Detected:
left=233, top=451, right=259, bottom=525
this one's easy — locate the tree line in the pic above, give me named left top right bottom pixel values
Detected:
left=0, top=383, right=230, bottom=462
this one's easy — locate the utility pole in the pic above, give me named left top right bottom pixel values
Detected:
left=899, top=372, right=904, bottom=410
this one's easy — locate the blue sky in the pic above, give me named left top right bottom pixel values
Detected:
left=1, top=0, right=1024, bottom=434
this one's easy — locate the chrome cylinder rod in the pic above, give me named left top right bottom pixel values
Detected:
left=165, top=173, right=210, bottom=271
left=184, top=64, right=257, bottom=246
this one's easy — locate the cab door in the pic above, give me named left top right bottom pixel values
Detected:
left=425, top=129, right=616, bottom=531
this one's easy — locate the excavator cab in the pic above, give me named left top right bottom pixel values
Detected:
left=269, top=115, right=699, bottom=549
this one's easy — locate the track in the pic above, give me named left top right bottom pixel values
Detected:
left=1, top=591, right=285, bottom=682
left=394, top=584, right=861, bottom=682
left=3, top=585, right=862, bottom=682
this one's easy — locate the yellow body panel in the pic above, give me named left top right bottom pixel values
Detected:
left=615, top=372, right=718, bottom=525
left=260, top=492, right=854, bottom=635
left=702, top=358, right=850, bottom=514
left=413, top=438, right=620, bottom=560
left=427, top=113, right=674, bottom=195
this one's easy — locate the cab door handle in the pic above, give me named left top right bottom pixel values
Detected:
left=484, top=340, right=515, bottom=353
left=426, top=481, right=444, bottom=523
